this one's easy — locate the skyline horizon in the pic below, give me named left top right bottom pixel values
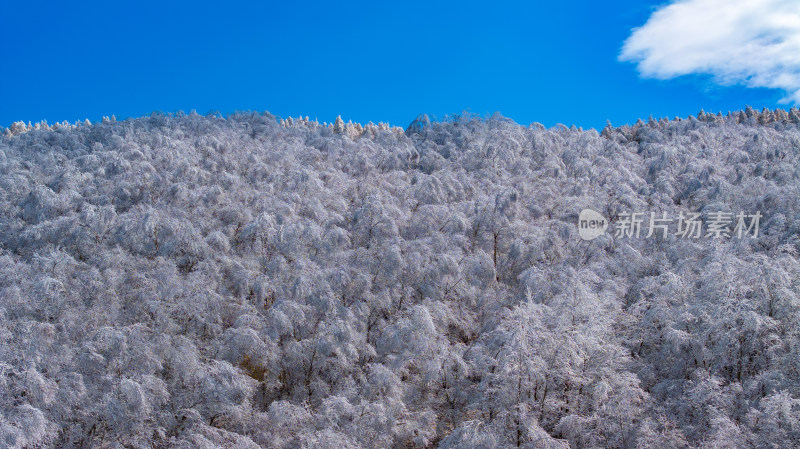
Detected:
left=5, top=104, right=796, bottom=134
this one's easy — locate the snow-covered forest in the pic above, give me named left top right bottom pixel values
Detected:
left=1, top=108, right=800, bottom=448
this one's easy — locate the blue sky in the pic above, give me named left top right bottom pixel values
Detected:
left=1, top=0, right=795, bottom=130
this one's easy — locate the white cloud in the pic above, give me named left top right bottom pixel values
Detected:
left=620, top=0, right=800, bottom=102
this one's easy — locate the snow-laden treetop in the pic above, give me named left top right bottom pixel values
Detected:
left=1, top=108, right=800, bottom=448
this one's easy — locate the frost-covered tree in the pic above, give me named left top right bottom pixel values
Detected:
left=1, top=108, right=800, bottom=447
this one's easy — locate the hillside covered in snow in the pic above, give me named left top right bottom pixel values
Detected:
left=1, top=109, right=800, bottom=448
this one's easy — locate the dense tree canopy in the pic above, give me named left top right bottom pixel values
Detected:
left=1, top=108, right=800, bottom=447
